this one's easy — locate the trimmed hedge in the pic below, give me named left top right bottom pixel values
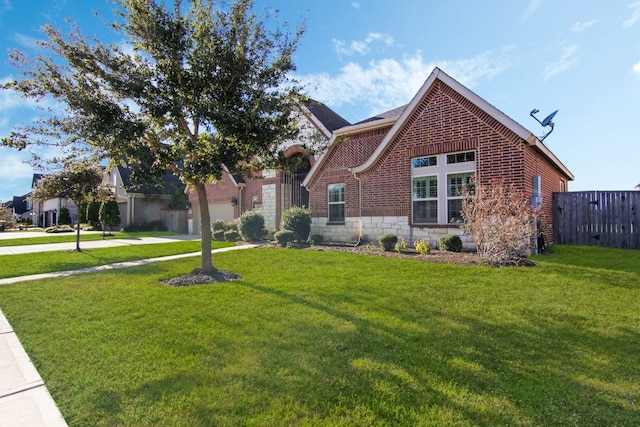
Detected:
left=439, top=234, right=463, bottom=252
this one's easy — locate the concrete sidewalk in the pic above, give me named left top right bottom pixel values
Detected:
left=0, top=240, right=259, bottom=426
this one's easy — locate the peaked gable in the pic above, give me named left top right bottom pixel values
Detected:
left=350, top=68, right=572, bottom=179
left=304, top=67, right=573, bottom=188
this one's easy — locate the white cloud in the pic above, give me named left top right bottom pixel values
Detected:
left=633, top=61, right=640, bottom=73
left=13, top=33, right=41, bottom=49
left=523, top=0, right=543, bottom=21
left=0, top=150, right=35, bottom=181
left=351, top=2, right=361, bottom=8
left=624, top=1, right=640, bottom=27
left=571, top=19, right=598, bottom=32
left=543, top=44, right=580, bottom=80
left=298, top=50, right=510, bottom=119
left=333, top=33, right=394, bottom=56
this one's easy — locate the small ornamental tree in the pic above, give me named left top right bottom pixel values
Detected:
left=461, top=178, right=539, bottom=265
left=32, top=162, right=104, bottom=251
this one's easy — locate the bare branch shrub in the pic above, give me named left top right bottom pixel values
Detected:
left=461, top=179, right=539, bottom=265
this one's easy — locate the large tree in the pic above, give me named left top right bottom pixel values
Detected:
left=32, top=162, right=105, bottom=251
left=2, top=0, right=306, bottom=273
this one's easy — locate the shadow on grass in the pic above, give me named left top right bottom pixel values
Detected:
left=87, top=274, right=640, bottom=426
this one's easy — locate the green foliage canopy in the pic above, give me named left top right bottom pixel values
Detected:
left=2, top=0, right=306, bottom=271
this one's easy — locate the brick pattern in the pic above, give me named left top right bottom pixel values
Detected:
left=308, top=80, right=570, bottom=245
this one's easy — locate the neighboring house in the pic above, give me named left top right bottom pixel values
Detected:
left=29, top=174, right=80, bottom=228
left=107, top=164, right=188, bottom=232
left=302, top=67, right=574, bottom=248
left=187, top=99, right=350, bottom=235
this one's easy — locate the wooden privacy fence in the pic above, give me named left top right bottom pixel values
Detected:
left=553, top=191, right=640, bottom=249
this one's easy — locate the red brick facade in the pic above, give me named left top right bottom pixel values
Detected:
left=305, top=68, right=573, bottom=245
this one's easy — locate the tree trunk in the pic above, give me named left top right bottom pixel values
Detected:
left=75, top=222, right=82, bottom=252
left=195, top=181, right=215, bottom=273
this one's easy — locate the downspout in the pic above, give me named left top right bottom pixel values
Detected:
left=352, top=171, right=363, bottom=247
left=238, top=186, right=244, bottom=216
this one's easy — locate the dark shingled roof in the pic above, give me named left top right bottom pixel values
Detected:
left=11, top=194, right=29, bottom=214
left=117, top=165, right=185, bottom=196
left=306, top=100, right=350, bottom=132
left=353, top=104, right=409, bottom=125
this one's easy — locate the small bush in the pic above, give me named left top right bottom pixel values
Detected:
left=308, top=234, right=324, bottom=246
left=280, top=206, right=312, bottom=242
left=396, top=239, right=408, bottom=253
left=439, top=234, right=463, bottom=252
left=224, top=230, right=240, bottom=242
left=239, top=210, right=267, bottom=241
left=213, top=230, right=225, bottom=241
left=274, top=230, right=296, bottom=247
left=414, top=239, right=431, bottom=254
left=45, top=225, right=75, bottom=233
left=379, top=233, right=398, bottom=251
left=211, top=219, right=226, bottom=231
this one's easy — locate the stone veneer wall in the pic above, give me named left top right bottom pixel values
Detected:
left=311, top=216, right=473, bottom=249
left=260, top=184, right=277, bottom=231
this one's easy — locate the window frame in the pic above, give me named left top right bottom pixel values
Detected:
left=327, top=183, right=345, bottom=223
left=410, top=150, right=476, bottom=225
left=446, top=172, right=475, bottom=223
left=412, top=175, right=439, bottom=224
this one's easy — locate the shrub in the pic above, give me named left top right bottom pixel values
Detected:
left=213, top=230, right=225, bottom=241
left=379, top=233, right=398, bottom=251
left=461, top=178, right=539, bottom=264
left=211, top=219, right=226, bottom=231
left=308, top=234, right=324, bottom=246
left=58, top=205, right=71, bottom=226
left=238, top=210, right=267, bottom=241
left=396, top=239, right=408, bottom=253
left=414, top=239, right=431, bottom=254
left=45, top=225, right=74, bottom=233
left=224, top=230, right=240, bottom=242
left=280, top=206, right=312, bottom=242
left=274, top=230, right=295, bottom=247
left=439, top=234, right=463, bottom=252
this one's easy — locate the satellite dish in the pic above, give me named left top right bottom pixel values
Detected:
left=530, top=109, right=558, bottom=142
left=541, top=110, right=558, bottom=127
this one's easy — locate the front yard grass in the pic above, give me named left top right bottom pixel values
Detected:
left=0, top=230, right=177, bottom=247
left=0, top=240, right=234, bottom=279
left=0, top=245, right=638, bottom=426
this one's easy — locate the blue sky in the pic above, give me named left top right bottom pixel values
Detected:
left=2, top=0, right=640, bottom=203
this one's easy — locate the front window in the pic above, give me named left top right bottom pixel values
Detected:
left=412, top=176, right=438, bottom=223
left=411, top=151, right=476, bottom=224
left=447, top=172, right=475, bottom=223
left=328, top=183, right=345, bottom=222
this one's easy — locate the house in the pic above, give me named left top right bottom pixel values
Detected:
left=187, top=99, right=350, bottom=234
left=302, top=67, right=574, bottom=248
left=107, top=164, right=188, bottom=232
left=25, top=174, right=82, bottom=228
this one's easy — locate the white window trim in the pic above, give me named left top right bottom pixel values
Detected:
left=411, top=151, right=476, bottom=224
left=327, top=183, right=345, bottom=223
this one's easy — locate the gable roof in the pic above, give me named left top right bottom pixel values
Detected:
left=304, top=67, right=573, bottom=187
left=302, top=99, right=351, bottom=138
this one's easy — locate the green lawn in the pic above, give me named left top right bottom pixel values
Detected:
left=0, top=240, right=235, bottom=279
left=0, top=230, right=177, bottom=247
left=0, top=245, right=638, bottom=426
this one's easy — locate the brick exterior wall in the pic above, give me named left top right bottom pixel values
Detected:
left=307, top=80, right=570, bottom=247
